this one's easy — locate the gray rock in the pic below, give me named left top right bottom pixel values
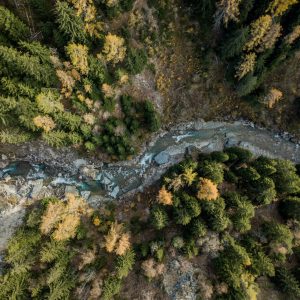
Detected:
left=73, top=159, right=88, bottom=170
left=80, top=165, right=97, bottom=180
left=80, top=190, right=91, bottom=200
left=110, top=186, right=120, bottom=198
left=30, top=179, right=44, bottom=199
left=64, top=185, right=79, bottom=196
left=154, top=151, right=170, bottom=165
left=224, top=137, right=239, bottom=147
left=0, top=161, right=9, bottom=169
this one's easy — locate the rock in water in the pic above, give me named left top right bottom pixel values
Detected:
left=154, top=151, right=170, bottom=165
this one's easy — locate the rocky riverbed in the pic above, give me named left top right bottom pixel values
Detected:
left=1, top=120, right=300, bottom=264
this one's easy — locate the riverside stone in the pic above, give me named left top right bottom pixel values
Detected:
left=154, top=151, right=170, bottom=165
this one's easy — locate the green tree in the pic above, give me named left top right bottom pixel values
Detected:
left=279, top=196, right=300, bottom=221
left=0, top=45, right=56, bottom=86
left=116, top=249, right=135, bottom=278
left=274, top=267, right=300, bottom=299
left=0, top=6, right=30, bottom=42
left=199, top=161, right=224, bottom=184
left=150, top=206, right=168, bottom=230
left=55, top=1, right=86, bottom=42
left=272, top=159, right=300, bottom=194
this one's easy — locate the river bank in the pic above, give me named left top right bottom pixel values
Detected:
left=1, top=119, right=300, bottom=252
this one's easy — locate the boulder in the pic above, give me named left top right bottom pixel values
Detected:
left=64, top=185, right=79, bottom=196
left=154, top=151, right=170, bottom=165
left=79, top=165, right=97, bottom=180
left=30, top=179, right=44, bottom=199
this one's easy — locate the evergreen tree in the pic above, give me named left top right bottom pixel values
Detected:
left=55, top=1, right=87, bottom=42
left=274, top=267, right=300, bottom=299
left=0, top=6, right=30, bottom=42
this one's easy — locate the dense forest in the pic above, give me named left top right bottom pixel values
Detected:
left=1, top=0, right=300, bottom=154
left=2, top=148, right=300, bottom=299
left=0, top=0, right=160, bottom=160
left=187, top=0, right=300, bottom=100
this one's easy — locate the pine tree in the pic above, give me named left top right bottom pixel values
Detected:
left=197, top=177, right=219, bottom=201
left=221, top=27, right=249, bottom=59
left=55, top=1, right=87, bottom=42
left=0, top=45, right=56, bottom=86
left=150, top=206, right=168, bottom=229
left=115, top=249, right=135, bottom=278
left=274, top=267, right=300, bottom=298
left=0, top=6, right=30, bottom=42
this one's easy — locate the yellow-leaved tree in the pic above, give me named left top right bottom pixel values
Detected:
left=285, top=25, right=300, bottom=44
left=40, top=194, right=89, bottom=241
left=244, top=15, right=272, bottom=51
left=197, top=178, right=219, bottom=201
left=104, top=222, right=131, bottom=255
left=102, top=33, right=126, bottom=64
left=214, top=0, right=242, bottom=28
left=157, top=185, right=173, bottom=205
left=33, top=115, right=56, bottom=132
left=66, top=43, right=89, bottom=75
left=267, top=0, right=299, bottom=17
left=257, top=23, right=282, bottom=52
left=235, top=53, right=256, bottom=80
